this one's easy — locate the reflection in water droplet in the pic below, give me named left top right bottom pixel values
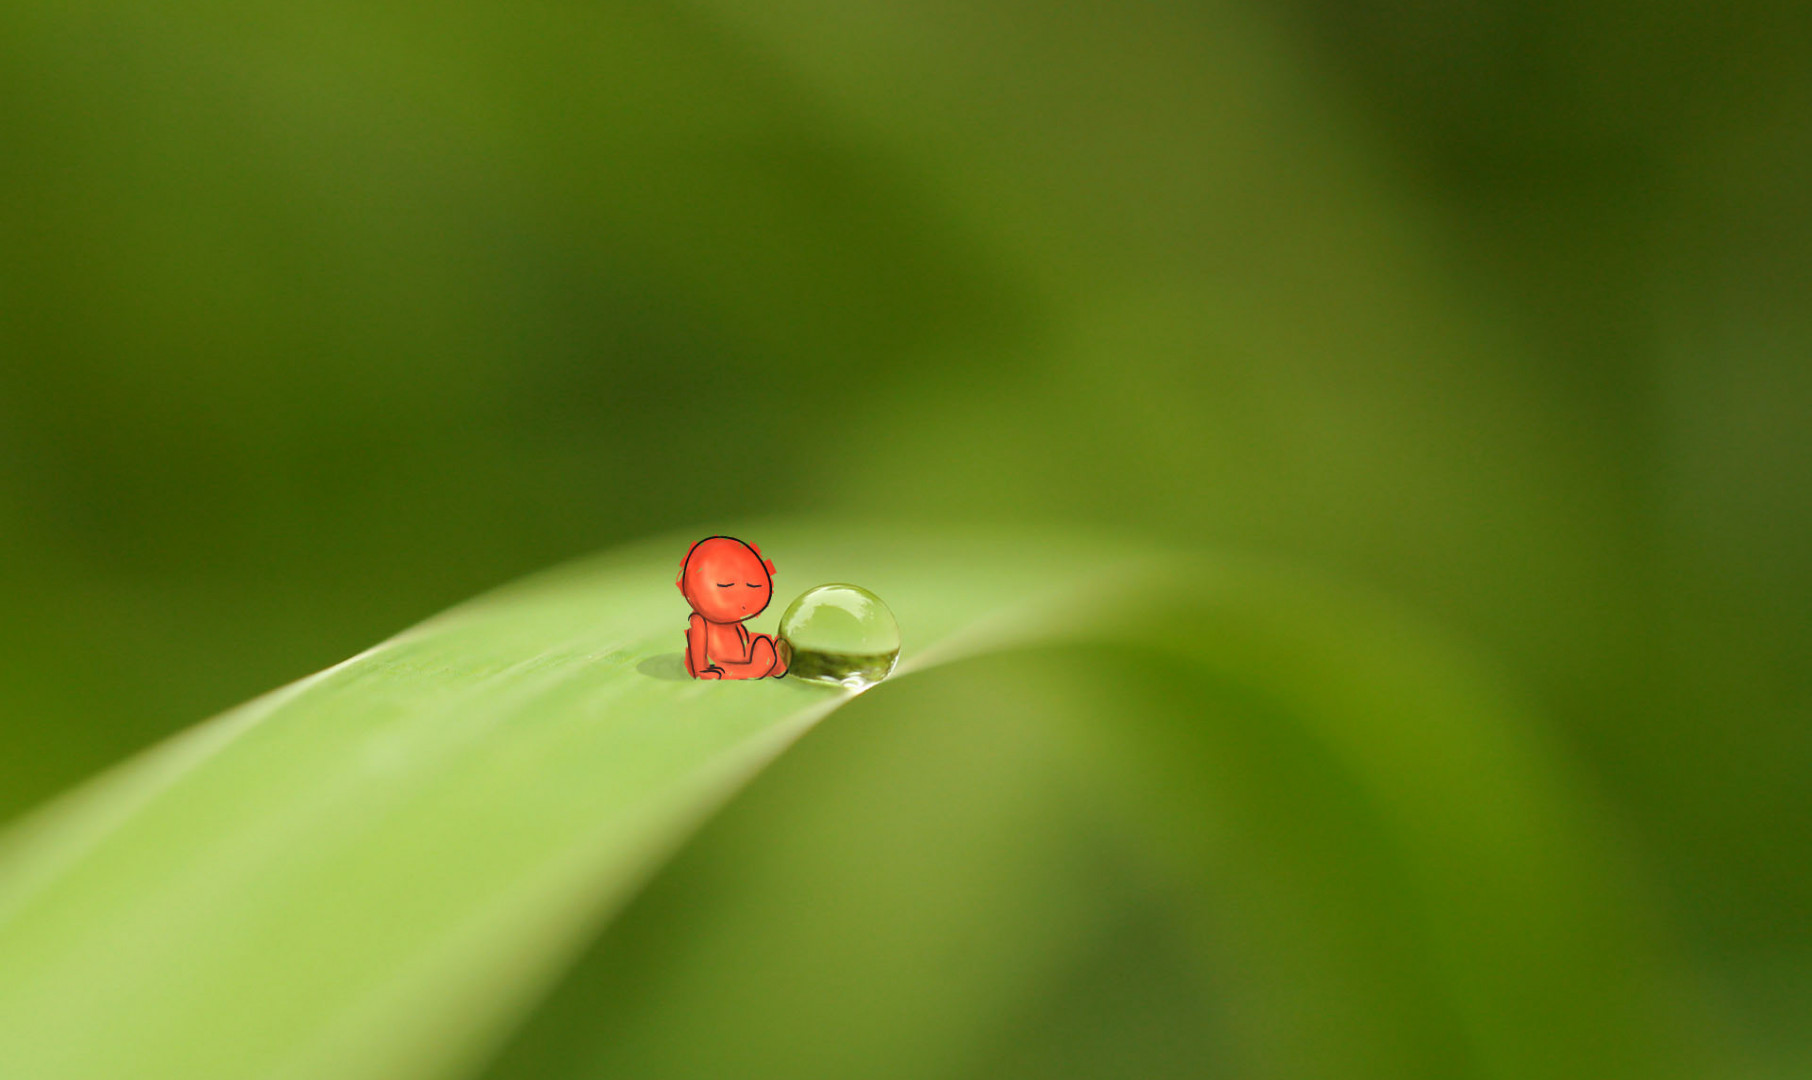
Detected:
left=777, top=584, right=900, bottom=690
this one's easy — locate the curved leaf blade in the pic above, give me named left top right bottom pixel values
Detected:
left=0, top=525, right=1710, bottom=1080
left=0, top=524, right=1131, bottom=1080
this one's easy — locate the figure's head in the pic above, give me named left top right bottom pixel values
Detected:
left=677, top=536, right=776, bottom=623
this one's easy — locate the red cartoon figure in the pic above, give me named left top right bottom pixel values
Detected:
left=677, top=536, right=789, bottom=680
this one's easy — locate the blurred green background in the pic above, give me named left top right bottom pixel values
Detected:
left=1, top=0, right=1806, bottom=1074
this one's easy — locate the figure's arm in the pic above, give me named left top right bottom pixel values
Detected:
left=686, top=613, right=722, bottom=678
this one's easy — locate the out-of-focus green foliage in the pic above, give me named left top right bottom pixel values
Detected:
left=0, top=0, right=1806, bottom=1074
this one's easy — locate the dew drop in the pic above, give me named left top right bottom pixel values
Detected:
left=777, top=584, right=900, bottom=690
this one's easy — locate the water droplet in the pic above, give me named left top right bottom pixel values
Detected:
left=777, top=584, right=900, bottom=690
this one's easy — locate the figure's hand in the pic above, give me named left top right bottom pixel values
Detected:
left=697, top=665, right=724, bottom=680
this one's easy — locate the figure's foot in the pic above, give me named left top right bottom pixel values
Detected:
left=748, top=635, right=779, bottom=678
left=769, top=637, right=789, bottom=678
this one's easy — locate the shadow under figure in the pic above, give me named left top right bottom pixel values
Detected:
left=635, top=654, right=690, bottom=682
left=676, top=537, right=789, bottom=680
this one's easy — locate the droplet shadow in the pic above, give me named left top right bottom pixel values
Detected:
left=636, top=653, right=690, bottom=682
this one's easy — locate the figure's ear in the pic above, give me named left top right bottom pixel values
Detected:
left=677, top=539, right=702, bottom=592
left=745, top=541, right=776, bottom=577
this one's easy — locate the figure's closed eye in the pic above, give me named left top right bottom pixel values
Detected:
left=715, top=582, right=734, bottom=588
left=746, top=583, right=762, bottom=588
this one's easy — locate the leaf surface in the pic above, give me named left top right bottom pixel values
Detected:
left=0, top=524, right=1140, bottom=1080
left=0, top=523, right=1704, bottom=1080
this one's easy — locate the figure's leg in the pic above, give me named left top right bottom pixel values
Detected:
left=761, top=634, right=788, bottom=677
left=717, top=636, right=778, bottom=679
left=747, top=635, right=778, bottom=677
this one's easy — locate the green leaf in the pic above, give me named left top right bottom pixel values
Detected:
left=482, top=568, right=1714, bottom=1080
left=0, top=523, right=1139, bottom=1080
left=0, top=523, right=1706, bottom=1079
